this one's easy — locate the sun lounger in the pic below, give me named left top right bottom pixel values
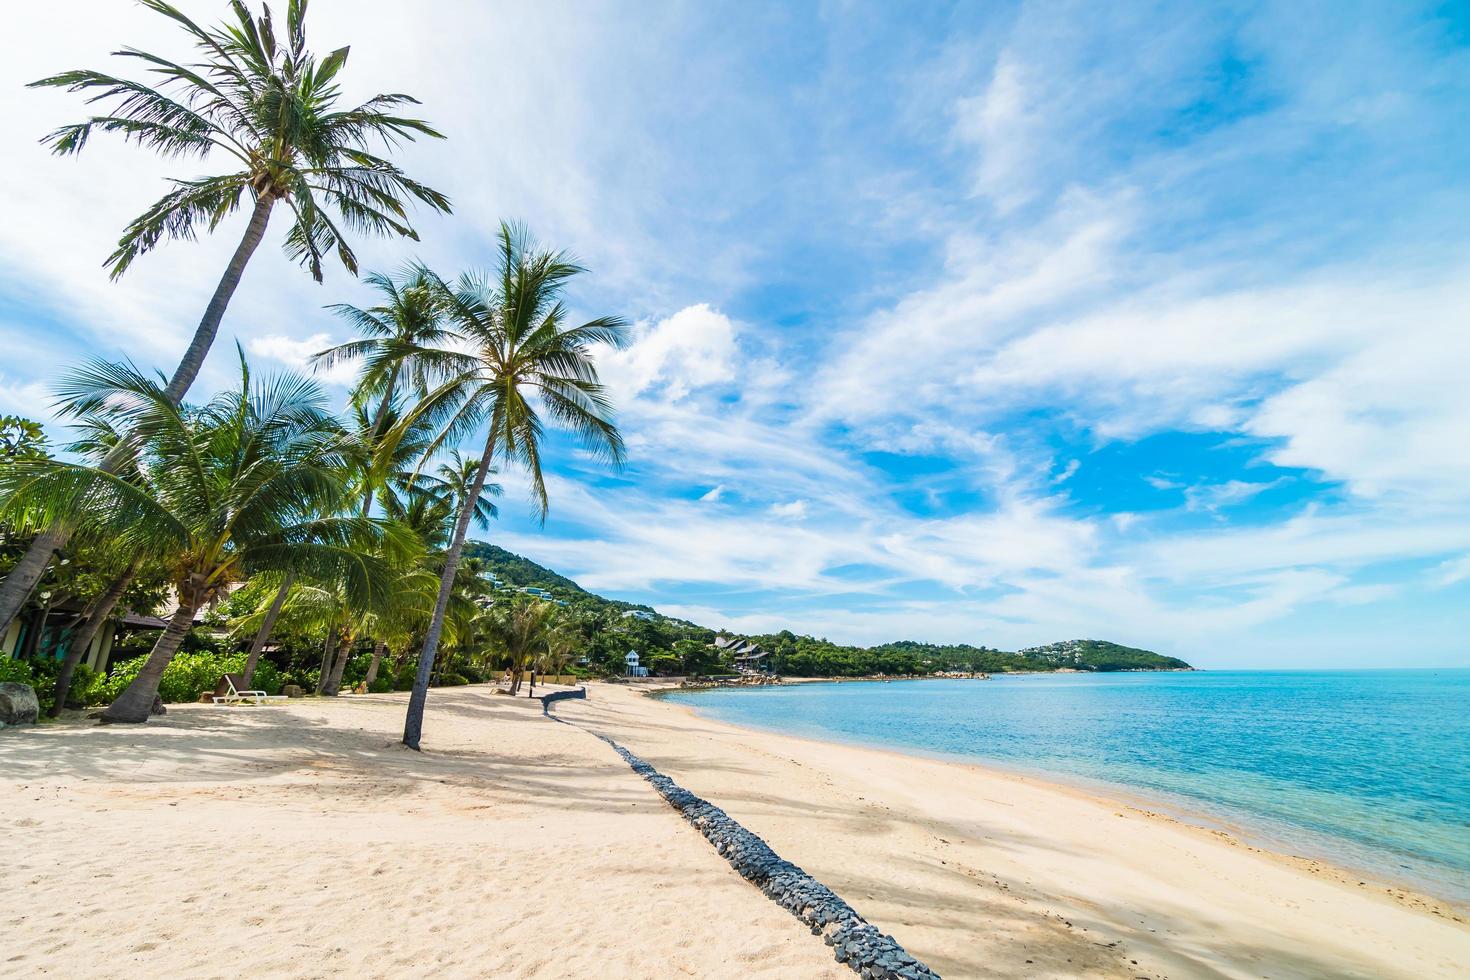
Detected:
left=211, top=673, right=286, bottom=705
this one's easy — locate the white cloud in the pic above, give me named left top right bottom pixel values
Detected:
left=1185, top=478, right=1286, bottom=515
left=1431, top=554, right=1470, bottom=589
left=699, top=485, right=726, bottom=503
left=599, top=304, right=739, bottom=403
left=769, top=500, right=809, bottom=520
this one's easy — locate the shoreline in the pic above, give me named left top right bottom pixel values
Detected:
left=654, top=683, right=1469, bottom=912
left=6, top=684, right=1467, bottom=978
left=561, top=681, right=1470, bottom=977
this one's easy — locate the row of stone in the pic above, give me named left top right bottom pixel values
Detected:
left=572, top=721, right=940, bottom=980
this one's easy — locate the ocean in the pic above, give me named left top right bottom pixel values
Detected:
left=662, top=669, right=1470, bottom=902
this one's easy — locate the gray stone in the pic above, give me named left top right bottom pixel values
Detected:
left=0, top=682, right=40, bottom=726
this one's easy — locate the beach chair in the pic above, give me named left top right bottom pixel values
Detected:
left=211, top=673, right=283, bottom=705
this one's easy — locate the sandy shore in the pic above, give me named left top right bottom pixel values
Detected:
left=3, top=683, right=1466, bottom=979
left=0, top=687, right=845, bottom=979
left=558, top=682, right=1470, bottom=979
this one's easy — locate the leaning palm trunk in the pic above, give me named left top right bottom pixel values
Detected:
left=402, top=437, right=495, bottom=750
left=324, top=628, right=357, bottom=695
left=364, top=640, right=388, bottom=688
left=48, top=557, right=142, bottom=717
left=241, top=567, right=293, bottom=689
left=0, top=197, right=276, bottom=635
left=99, top=595, right=200, bottom=724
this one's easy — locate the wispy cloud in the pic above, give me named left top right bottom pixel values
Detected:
left=3, top=1, right=1468, bottom=669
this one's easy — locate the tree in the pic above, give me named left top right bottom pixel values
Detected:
left=482, top=600, right=556, bottom=695
left=0, top=417, right=48, bottom=463
left=1, top=0, right=451, bottom=635
left=401, top=450, right=502, bottom=532
left=397, top=224, right=628, bottom=749
left=0, top=355, right=406, bottom=722
left=313, top=264, right=460, bottom=464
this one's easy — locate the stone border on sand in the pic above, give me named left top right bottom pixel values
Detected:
left=544, top=695, right=941, bottom=980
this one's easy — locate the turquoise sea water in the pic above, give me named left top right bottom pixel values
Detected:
left=663, top=670, right=1470, bottom=902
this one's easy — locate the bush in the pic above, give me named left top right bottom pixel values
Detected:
left=368, top=676, right=394, bottom=694
left=0, top=657, right=35, bottom=687
left=0, top=658, right=56, bottom=715
left=0, top=658, right=61, bottom=714
left=96, top=651, right=284, bottom=705
left=393, top=662, right=417, bottom=690
left=437, top=673, right=469, bottom=687
left=67, top=664, right=101, bottom=708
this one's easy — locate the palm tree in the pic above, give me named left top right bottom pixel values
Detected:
left=0, top=355, right=406, bottom=722
left=2, top=0, right=451, bottom=634
left=482, top=599, right=557, bottom=696
left=313, top=264, right=460, bottom=463
left=541, top=623, right=580, bottom=679
left=400, top=450, right=502, bottom=532
left=397, top=224, right=628, bottom=750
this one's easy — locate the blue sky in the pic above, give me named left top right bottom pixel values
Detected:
left=3, top=1, right=1469, bottom=668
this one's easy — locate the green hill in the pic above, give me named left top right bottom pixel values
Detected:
left=461, top=540, right=1192, bottom=676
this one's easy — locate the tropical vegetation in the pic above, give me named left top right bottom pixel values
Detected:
left=1, top=0, right=449, bottom=643
left=0, top=0, right=1190, bottom=752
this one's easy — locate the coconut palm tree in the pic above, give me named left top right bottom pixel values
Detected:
left=541, top=623, right=580, bottom=680
left=0, top=355, right=407, bottom=722
left=483, top=599, right=556, bottom=696
left=2, top=0, right=451, bottom=635
left=399, top=449, right=502, bottom=532
left=396, top=223, right=628, bottom=749
left=313, top=264, right=461, bottom=460
left=235, top=396, right=447, bottom=686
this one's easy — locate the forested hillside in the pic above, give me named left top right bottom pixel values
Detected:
left=465, top=542, right=1193, bottom=676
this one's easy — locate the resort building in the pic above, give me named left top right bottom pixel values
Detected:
left=1, top=605, right=169, bottom=675
left=715, top=635, right=773, bottom=674
left=622, top=609, right=656, bottom=622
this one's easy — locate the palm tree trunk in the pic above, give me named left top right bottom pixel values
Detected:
left=99, top=597, right=199, bottom=724
left=160, top=194, right=277, bottom=403
left=323, top=628, right=356, bottom=695
left=0, top=195, right=276, bottom=636
left=0, top=527, right=67, bottom=649
left=360, top=370, right=400, bottom=517
left=402, top=434, right=495, bottom=750
left=364, top=640, right=387, bottom=688
left=315, top=622, right=338, bottom=695
left=48, top=557, right=142, bottom=718
left=242, top=570, right=293, bottom=688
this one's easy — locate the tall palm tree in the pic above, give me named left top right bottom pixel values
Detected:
left=400, top=449, right=502, bottom=532
left=2, top=0, right=451, bottom=634
left=397, top=224, right=628, bottom=750
left=0, top=355, right=407, bottom=722
left=313, top=264, right=460, bottom=460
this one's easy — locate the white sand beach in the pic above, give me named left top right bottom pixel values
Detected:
left=3, top=683, right=1467, bottom=979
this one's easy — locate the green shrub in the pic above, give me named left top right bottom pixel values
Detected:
left=66, top=664, right=100, bottom=708
left=437, top=673, right=469, bottom=687
left=0, top=657, right=35, bottom=687
left=368, top=676, right=394, bottom=694
left=393, top=662, right=417, bottom=690
left=5, top=658, right=60, bottom=714
left=0, top=658, right=56, bottom=715
left=97, top=651, right=284, bottom=705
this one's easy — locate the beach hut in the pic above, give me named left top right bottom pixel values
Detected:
left=624, top=650, right=649, bottom=678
